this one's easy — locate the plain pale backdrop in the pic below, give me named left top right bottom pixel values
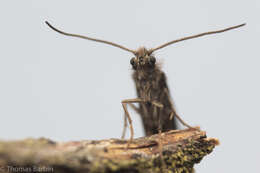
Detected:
left=0, top=0, right=259, bottom=172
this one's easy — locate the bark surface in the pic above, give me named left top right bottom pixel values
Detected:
left=0, top=128, right=218, bottom=173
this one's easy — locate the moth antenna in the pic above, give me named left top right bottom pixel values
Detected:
left=45, top=21, right=136, bottom=54
left=149, top=23, right=246, bottom=53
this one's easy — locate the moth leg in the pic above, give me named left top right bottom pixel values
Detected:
left=121, top=115, right=128, bottom=139
left=164, top=88, right=193, bottom=129
left=158, top=125, right=167, bottom=171
left=121, top=103, right=140, bottom=139
left=151, top=101, right=163, bottom=108
left=151, top=100, right=164, bottom=133
left=153, top=102, right=167, bottom=171
left=128, top=103, right=140, bottom=114
left=121, top=98, right=144, bottom=143
left=170, top=112, right=193, bottom=128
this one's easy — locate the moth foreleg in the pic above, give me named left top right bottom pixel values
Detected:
left=121, top=98, right=144, bottom=142
left=121, top=103, right=140, bottom=139
left=121, top=115, right=128, bottom=139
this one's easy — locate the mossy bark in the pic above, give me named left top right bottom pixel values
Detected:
left=0, top=128, right=218, bottom=173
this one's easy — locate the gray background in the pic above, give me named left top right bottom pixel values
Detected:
left=0, top=0, right=259, bottom=172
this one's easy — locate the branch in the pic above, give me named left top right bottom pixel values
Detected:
left=0, top=128, right=218, bottom=173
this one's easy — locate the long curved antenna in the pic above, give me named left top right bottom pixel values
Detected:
left=45, top=21, right=136, bottom=54
left=150, top=23, right=246, bottom=53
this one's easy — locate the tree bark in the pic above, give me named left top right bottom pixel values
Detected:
left=0, top=128, right=218, bottom=173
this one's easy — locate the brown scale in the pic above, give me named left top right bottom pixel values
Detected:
left=45, top=21, right=245, bottom=142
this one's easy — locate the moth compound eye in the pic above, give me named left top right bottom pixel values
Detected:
left=149, top=56, right=156, bottom=64
left=130, top=57, right=137, bottom=70
left=130, top=58, right=136, bottom=66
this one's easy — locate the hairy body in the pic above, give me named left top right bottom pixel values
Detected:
left=133, top=63, right=177, bottom=136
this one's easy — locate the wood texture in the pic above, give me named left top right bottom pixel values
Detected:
left=0, top=128, right=218, bottom=173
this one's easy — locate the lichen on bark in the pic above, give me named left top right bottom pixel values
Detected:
left=0, top=128, right=218, bottom=173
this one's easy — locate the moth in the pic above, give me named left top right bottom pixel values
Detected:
left=45, top=21, right=245, bottom=141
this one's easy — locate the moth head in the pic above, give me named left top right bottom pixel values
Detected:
left=130, top=47, right=156, bottom=70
